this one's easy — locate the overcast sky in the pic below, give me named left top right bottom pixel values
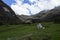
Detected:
left=2, top=0, right=60, bottom=15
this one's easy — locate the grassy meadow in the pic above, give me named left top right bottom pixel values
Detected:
left=0, top=22, right=60, bottom=40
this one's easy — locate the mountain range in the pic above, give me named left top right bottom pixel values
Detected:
left=0, top=0, right=60, bottom=25
left=32, top=6, right=60, bottom=23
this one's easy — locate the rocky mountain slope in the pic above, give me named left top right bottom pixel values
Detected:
left=32, top=6, right=60, bottom=23
left=0, top=0, right=21, bottom=25
left=17, top=15, right=32, bottom=23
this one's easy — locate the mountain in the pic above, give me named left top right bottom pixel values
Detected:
left=32, top=10, right=48, bottom=18
left=17, top=15, right=32, bottom=23
left=1, top=0, right=60, bottom=24
left=41, top=6, right=60, bottom=22
left=32, top=6, right=60, bottom=23
left=0, top=0, right=21, bottom=25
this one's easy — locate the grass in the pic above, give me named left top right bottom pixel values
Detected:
left=0, top=22, right=60, bottom=40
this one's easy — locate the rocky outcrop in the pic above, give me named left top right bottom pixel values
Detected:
left=0, top=0, right=21, bottom=25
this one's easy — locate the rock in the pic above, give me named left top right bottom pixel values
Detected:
left=37, top=23, right=43, bottom=29
left=43, top=27, right=45, bottom=29
left=37, top=23, right=45, bottom=29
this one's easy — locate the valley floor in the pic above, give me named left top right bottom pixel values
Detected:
left=0, top=22, right=60, bottom=40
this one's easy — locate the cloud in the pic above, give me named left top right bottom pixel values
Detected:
left=11, top=0, right=60, bottom=15
left=11, top=4, right=30, bottom=15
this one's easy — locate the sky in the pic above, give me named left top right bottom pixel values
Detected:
left=2, top=0, right=60, bottom=15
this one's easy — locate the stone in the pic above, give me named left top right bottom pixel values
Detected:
left=37, top=23, right=45, bottom=29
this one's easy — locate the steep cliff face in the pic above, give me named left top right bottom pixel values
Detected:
left=0, top=0, right=21, bottom=25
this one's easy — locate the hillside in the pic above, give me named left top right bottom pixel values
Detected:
left=0, top=0, right=20, bottom=25
left=32, top=6, right=60, bottom=23
left=17, top=15, right=32, bottom=23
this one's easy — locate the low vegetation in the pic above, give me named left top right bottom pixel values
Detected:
left=0, top=22, right=60, bottom=40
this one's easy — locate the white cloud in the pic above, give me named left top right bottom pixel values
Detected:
left=29, top=0, right=37, bottom=3
left=11, top=4, right=30, bottom=15
left=51, top=0, right=60, bottom=6
left=11, top=0, right=60, bottom=15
